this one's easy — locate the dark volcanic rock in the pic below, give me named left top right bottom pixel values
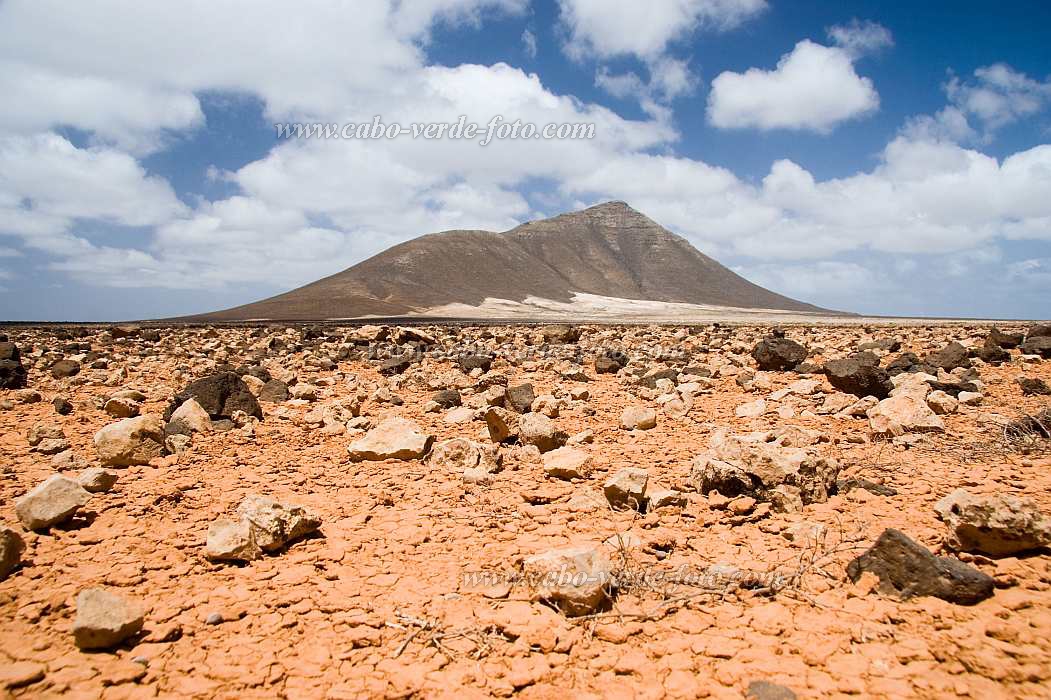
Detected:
left=378, top=353, right=413, bottom=376
left=751, top=338, right=807, bottom=371
left=975, top=337, right=1010, bottom=364
left=50, top=359, right=81, bottom=379
left=431, top=389, right=462, bottom=408
left=258, top=380, right=289, bottom=403
left=595, top=349, right=629, bottom=374
left=165, top=372, right=262, bottom=421
left=846, top=529, right=994, bottom=605
left=53, top=397, right=74, bottom=415
left=925, top=342, right=972, bottom=371
left=1026, top=324, right=1051, bottom=340
left=1021, top=335, right=1051, bottom=359
left=458, top=354, right=493, bottom=373
left=988, top=327, right=1022, bottom=349
left=0, top=342, right=28, bottom=389
left=927, top=381, right=980, bottom=398
left=885, top=352, right=936, bottom=376
left=823, top=358, right=893, bottom=399
left=1017, top=377, right=1051, bottom=396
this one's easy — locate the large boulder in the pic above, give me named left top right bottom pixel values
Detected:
left=347, top=418, right=433, bottom=461
left=94, top=413, right=167, bottom=466
left=846, top=529, right=994, bottom=605
left=934, top=489, right=1051, bottom=556
left=690, top=430, right=839, bottom=512
left=0, top=341, right=27, bottom=389
left=823, top=358, right=893, bottom=399
left=15, top=475, right=92, bottom=530
left=866, top=394, right=945, bottom=437
left=751, top=337, right=807, bottom=371
left=164, top=372, right=262, bottom=421
left=72, top=588, right=145, bottom=649
left=521, top=545, right=613, bottom=616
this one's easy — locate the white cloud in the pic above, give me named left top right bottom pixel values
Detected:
left=707, top=39, right=879, bottom=132
left=0, top=133, right=187, bottom=250
left=557, top=0, right=766, bottom=61
left=947, top=64, right=1051, bottom=136
left=827, top=19, right=893, bottom=58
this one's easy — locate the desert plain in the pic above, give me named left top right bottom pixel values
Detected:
left=2, top=320, right=1051, bottom=699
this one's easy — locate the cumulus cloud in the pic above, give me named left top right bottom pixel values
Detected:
left=904, top=64, right=1051, bottom=145
left=707, top=39, right=880, bottom=132
left=557, top=0, right=766, bottom=61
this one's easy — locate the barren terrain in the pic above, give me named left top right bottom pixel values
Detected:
left=2, top=321, right=1051, bottom=699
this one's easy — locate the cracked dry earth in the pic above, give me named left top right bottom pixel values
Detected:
left=2, top=322, right=1051, bottom=699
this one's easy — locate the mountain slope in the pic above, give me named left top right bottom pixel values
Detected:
left=187, top=201, right=834, bottom=320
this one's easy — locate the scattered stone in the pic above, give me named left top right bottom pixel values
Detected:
left=647, top=489, right=686, bottom=509
left=542, top=447, right=594, bottom=480
left=541, top=325, right=579, bottom=344
left=0, top=341, right=28, bottom=389
left=518, top=412, right=567, bottom=453
left=604, top=467, right=649, bottom=510
left=751, top=337, right=807, bottom=371
left=926, top=390, right=959, bottom=415
left=867, top=394, right=945, bottom=436
left=206, top=519, right=262, bottom=562
left=428, top=438, right=502, bottom=475
left=521, top=545, right=613, bottom=616
left=237, top=494, right=321, bottom=552
left=595, top=351, right=627, bottom=374
left=846, top=529, right=994, bottom=605
left=484, top=406, right=520, bottom=443
left=289, top=382, right=318, bottom=401
left=50, top=358, right=81, bottom=378
left=53, top=396, right=74, bottom=415
left=103, top=396, right=141, bottom=418
left=620, top=406, right=657, bottom=430
left=458, top=353, right=493, bottom=373
left=1, top=526, right=26, bottom=580
left=934, top=489, right=1051, bottom=556
left=823, top=358, right=893, bottom=399
left=735, top=398, right=766, bottom=418
left=690, top=430, right=839, bottom=512
left=1021, top=335, right=1051, bottom=359
left=15, top=475, right=92, bottom=530
left=925, top=342, right=972, bottom=371
left=958, top=390, right=982, bottom=406
left=167, top=397, right=212, bottom=434
left=505, top=382, right=535, bottom=413
left=1017, top=377, right=1051, bottom=396
left=988, top=327, right=1023, bottom=349
left=431, top=389, right=462, bottom=408
left=258, top=379, right=289, bottom=403
left=94, top=413, right=167, bottom=466
left=77, top=467, right=119, bottom=493
left=165, top=372, right=262, bottom=421
left=72, top=588, right=145, bottom=649
left=347, top=417, right=434, bottom=461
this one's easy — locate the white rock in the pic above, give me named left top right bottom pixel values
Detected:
left=15, top=475, right=92, bottom=530
left=347, top=418, right=434, bottom=461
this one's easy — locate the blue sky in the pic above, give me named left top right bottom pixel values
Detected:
left=1, top=0, right=1049, bottom=320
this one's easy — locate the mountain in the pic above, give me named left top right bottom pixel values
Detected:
left=186, top=201, right=836, bottom=320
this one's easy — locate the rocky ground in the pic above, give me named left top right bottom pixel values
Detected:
left=2, top=321, right=1051, bottom=699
